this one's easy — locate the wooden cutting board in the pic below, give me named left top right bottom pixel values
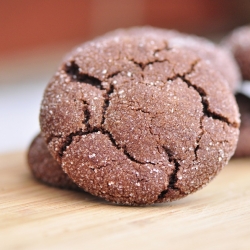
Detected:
left=0, top=152, right=249, bottom=250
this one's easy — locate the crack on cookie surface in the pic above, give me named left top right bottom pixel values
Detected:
left=60, top=127, right=156, bottom=166
left=101, top=84, right=114, bottom=125
left=58, top=66, right=155, bottom=165
left=148, top=59, right=238, bottom=200
left=128, top=58, right=170, bottom=71
left=157, top=146, right=181, bottom=200
left=83, top=100, right=91, bottom=130
left=61, top=58, right=235, bottom=180
left=62, top=59, right=233, bottom=163
left=59, top=67, right=155, bottom=165
left=131, top=57, right=237, bottom=129
left=64, top=61, right=102, bottom=88
left=176, top=62, right=238, bottom=161
left=59, top=129, right=86, bottom=158
left=153, top=41, right=170, bottom=55
left=104, top=131, right=156, bottom=165
left=180, top=64, right=237, bottom=128
left=62, top=59, right=161, bottom=165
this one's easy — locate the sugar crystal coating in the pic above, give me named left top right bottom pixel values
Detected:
left=103, top=27, right=241, bottom=92
left=40, top=28, right=240, bottom=205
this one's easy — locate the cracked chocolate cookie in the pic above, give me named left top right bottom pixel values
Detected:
left=40, top=29, right=240, bottom=205
left=167, top=35, right=241, bottom=92
left=105, top=27, right=241, bottom=92
left=222, top=25, right=250, bottom=81
left=234, top=93, right=250, bottom=157
left=28, top=134, right=78, bottom=189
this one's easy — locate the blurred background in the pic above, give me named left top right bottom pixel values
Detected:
left=1, top=0, right=250, bottom=153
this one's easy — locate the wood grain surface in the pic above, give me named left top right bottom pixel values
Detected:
left=0, top=152, right=249, bottom=250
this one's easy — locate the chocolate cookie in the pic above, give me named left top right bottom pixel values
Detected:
left=167, top=34, right=241, bottom=92
left=106, top=27, right=241, bottom=92
left=222, top=25, right=250, bottom=81
left=40, top=28, right=240, bottom=205
left=234, top=93, right=250, bottom=157
left=28, top=134, right=78, bottom=189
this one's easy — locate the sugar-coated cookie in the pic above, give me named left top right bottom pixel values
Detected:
left=39, top=28, right=240, bottom=205
left=106, top=27, right=241, bottom=92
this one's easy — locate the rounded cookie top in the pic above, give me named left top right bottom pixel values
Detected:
left=102, top=27, right=241, bottom=92
left=28, top=134, right=78, bottom=190
left=166, top=33, right=241, bottom=92
left=234, top=93, right=250, bottom=158
left=40, top=28, right=240, bottom=205
left=222, top=25, right=250, bottom=81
